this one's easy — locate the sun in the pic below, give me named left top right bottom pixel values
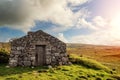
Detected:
left=110, top=14, right=120, bottom=33
left=110, top=14, right=120, bottom=28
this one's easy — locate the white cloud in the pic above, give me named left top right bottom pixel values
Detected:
left=0, top=0, right=90, bottom=33
left=69, top=29, right=120, bottom=46
left=76, top=16, right=108, bottom=30
left=57, top=33, right=68, bottom=43
left=69, top=15, right=120, bottom=46
left=76, top=18, right=98, bottom=30
left=46, top=8, right=91, bottom=33
left=69, top=30, right=112, bottom=45
left=92, top=16, right=107, bottom=27
left=68, top=0, right=90, bottom=6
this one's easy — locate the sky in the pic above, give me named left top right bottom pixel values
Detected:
left=1, top=0, right=120, bottom=46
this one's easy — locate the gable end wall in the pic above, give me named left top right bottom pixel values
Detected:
left=9, top=30, right=69, bottom=67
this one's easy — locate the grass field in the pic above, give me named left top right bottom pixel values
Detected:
left=0, top=64, right=115, bottom=80
left=0, top=55, right=119, bottom=80
left=1, top=43, right=120, bottom=80
left=67, top=43, right=120, bottom=74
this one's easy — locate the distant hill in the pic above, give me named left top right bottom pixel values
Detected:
left=0, top=42, right=120, bottom=52
left=67, top=43, right=120, bottom=48
left=67, top=43, right=120, bottom=74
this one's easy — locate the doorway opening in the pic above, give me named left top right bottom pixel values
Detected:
left=35, top=45, right=46, bottom=66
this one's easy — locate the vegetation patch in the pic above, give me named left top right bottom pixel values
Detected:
left=0, top=48, right=9, bottom=63
left=0, top=54, right=119, bottom=80
left=69, top=54, right=111, bottom=73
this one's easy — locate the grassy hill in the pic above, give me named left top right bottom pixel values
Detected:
left=0, top=54, right=119, bottom=80
left=67, top=43, right=120, bottom=74
left=0, top=43, right=120, bottom=79
left=1, top=42, right=120, bottom=73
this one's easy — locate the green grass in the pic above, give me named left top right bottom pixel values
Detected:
left=69, top=54, right=111, bottom=73
left=0, top=64, right=117, bottom=80
left=0, top=55, right=120, bottom=80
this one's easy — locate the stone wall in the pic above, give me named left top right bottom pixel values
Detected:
left=9, top=30, right=70, bottom=67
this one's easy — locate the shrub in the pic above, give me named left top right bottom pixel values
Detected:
left=69, top=54, right=111, bottom=73
left=0, top=48, right=9, bottom=63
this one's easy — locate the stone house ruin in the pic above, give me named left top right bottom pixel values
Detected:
left=9, top=30, right=70, bottom=67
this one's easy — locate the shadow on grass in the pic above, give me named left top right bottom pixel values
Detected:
left=0, top=64, right=48, bottom=77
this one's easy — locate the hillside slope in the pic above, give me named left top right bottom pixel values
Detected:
left=1, top=42, right=120, bottom=73
left=67, top=43, right=120, bottom=73
left=0, top=55, right=119, bottom=80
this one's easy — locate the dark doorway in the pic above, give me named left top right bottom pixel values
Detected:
left=36, top=45, right=46, bottom=66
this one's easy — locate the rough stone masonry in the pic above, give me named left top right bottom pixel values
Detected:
left=9, top=30, right=70, bottom=67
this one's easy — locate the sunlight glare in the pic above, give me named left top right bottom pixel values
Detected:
left=110, top=14, right=120, bottom=35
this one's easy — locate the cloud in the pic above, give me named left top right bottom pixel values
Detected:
left=0, top=0, right=90, bottom=32
left=57, top=33, right=68, bottom=43
left=69, top=15, right=120, bottom=46
left=69, top=30, right=112, bottom=45
left=92, top=16, right=107, bottom=27
left=68, top=0, right=90, bottom=6
left=76, top=16, right=109, bottom=30
left=46, top=8, right=91, bottom=33
left=76, top=18, right=98, bottom=30
left=0, top=0, right=35, bottom=32
left=69, top=29, right=120, bottom=45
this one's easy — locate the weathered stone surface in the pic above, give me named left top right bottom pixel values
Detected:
left=9, top=30, right=70, bottom=67
left=55, top=53, right=59, bottom=56
left=30, top=57, right=35, bottom=60
left=10, top=60, right=17, bottom=63
left=23, top=61, right=31, bottom=66
left=9, top=62, right=17, bottom=67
